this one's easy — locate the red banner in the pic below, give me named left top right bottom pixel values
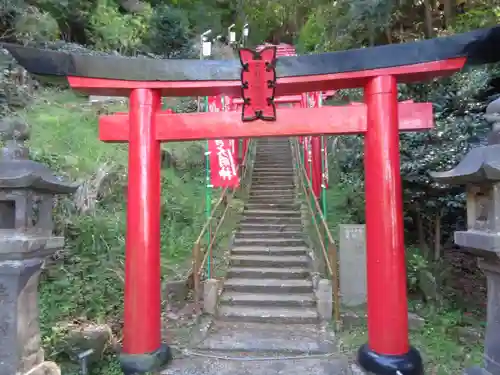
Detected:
left=323, top=137, right=329, bottom=189
left=207, top=96, right=239, bottom=187
left=208, top=139, right=239, bottom=187
left=308, top=92, right=321, bottom=108
left=301, top=93, right=308, bottom=108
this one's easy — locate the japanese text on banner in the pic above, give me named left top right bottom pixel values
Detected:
left=206, top=95, right=240, bottom=187
left=208, top=139, right=239, bottom=187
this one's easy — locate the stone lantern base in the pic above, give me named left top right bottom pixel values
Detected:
left=463, top=258, right=500, bottom=375
left=0, top=257, right=62, bottom=375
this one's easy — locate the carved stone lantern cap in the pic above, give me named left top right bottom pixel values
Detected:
left=0, top=117, right=77, bottom=194
left=429, top=144, right=500, bottom=185
left=430, top=97, right=500, bottom=186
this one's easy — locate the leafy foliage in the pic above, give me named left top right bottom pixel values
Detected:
left=88, top=0, right=152, bottom=54
left=142, top=4, right=192, bottom=57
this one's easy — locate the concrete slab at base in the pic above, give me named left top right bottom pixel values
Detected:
left=161, top=355, right=352, bottom=375
left=195, top=322, right=334, bottom=354
left=463, top=367, right=492, bottom=375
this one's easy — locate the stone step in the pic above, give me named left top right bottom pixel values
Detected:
left=233, top=237, right=306, bottom=247
left=250, top=186, right=295, bottom=191
left=255, top=154, right=291, bottom=158
left=245, top=202, right=299, bottom=210
left=253, top=167, right=294, bottom=172
left=240, top=216, right=302, bottom=225
left=250, top=186, right=294, bottom=192
left=253, top=164, right=293, bottom=168
left=246, top=199, right=297, bottom=206
left=220, top=291, right=315, bottom=307
left=256, top=150, right=291, bottom=153
left=248, top=184, right=295, bottom=190
left=252, top=172, right=294, bottom=177
left=252, top=172, right=294, bottom=176
left=252, top=171, right=294, bottom=176
left=230, top=254, right=309, bottom=268
left=246, top=195, right=297, bottom=202
left=161, top=354, right=349, bottom=375
left=217, top=305, right=319, bottom=324
left=249, top=190, right=295, bottom=197
left=238, top=222, right=303, bottom=231
left=253, top=162, right=293, bottom=166
left=255, top=154, right=291, bottom=157
left=232, top=245, right=308, bottom=256
left=251, top=181, right=294, bottom=186
left=254, top=157, right=292, bottom=160
left=252, top=178, right=295, bottom=190
left=235, top=230, right=304, bottom=239
left=193, top=322, right=335, bottom=355
left=243, top=209, right=301, bottom=217
left=249, top=193, right=295, bottom=199
left=227, top=266, right=309, bottom=279
left=255, top=151, right=291, bottom=154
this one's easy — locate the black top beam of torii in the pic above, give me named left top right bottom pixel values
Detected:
left=2, top=26, right=500, bottom=84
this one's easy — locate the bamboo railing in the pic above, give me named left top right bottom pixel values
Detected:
left=191, top=140, right=255, bottom=301
left=292, top=138, right=341, bottom=326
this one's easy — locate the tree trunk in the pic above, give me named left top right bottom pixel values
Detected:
left=416, top=209, right=429, bottom=258
left=443, top=0, right=455, bottom=28
left=423, top=0, right=434, bottom=38
left=385, top=26, right=393, bottom=44
left=434, top=209, right=443, bottom=261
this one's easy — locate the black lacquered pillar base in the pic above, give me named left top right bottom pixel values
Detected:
left=357, top=344, right=424, bottom=375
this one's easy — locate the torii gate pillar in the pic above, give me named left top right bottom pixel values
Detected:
left=120, top=88, right=172, bottom=373
left=358, top=75, right=422, bottom=373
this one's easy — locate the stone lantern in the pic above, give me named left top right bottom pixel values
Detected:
left=430, top=97, right=500, bottom=375
left=0, top=117, right=77, bottom=375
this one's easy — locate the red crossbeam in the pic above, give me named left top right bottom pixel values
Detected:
left=68, top=58, right=465, bottom=97
left=99, top=102, right=432, bottom=142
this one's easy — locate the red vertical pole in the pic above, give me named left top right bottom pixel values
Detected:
left=234, top=138, right=240, bottom=165
left=120, top=88, right=171, bottom=373
left=304, top=137, right=311, bottom=181
left=358, top=75, right=422, bottom=375
left=242, top=138, right=249, bottom=162
left=311, top=136, right=322, bottom=199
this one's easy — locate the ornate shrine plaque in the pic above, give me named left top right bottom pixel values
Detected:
left=239, top=47, right=277, bottom=121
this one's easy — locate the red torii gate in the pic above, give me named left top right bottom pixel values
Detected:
left=5, top=26, right=500, bottom=375
left=84, top=62, right=438, bottom=375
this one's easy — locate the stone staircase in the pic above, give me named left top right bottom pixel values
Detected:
left=162, top=138, right=352, bottom=375
left=217, top=137, right=319, bottom=324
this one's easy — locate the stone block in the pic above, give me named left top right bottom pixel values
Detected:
left=0, top=258, right=45, bottom=374
left=60, top=323, right=112, bottom=364
left=24, top=361, right=61, bottom=375
left=339, top=224, right=367, bottom=307
left=316, top=279, right=333, bottom=321
left=340, top=310, right=366, bottom=330
left=203, top=279, right=218, bottom=315
left=408, top=312, right=426, bottom=330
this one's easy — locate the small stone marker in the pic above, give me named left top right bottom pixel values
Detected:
left=339, top=224, right=367, bottom=307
